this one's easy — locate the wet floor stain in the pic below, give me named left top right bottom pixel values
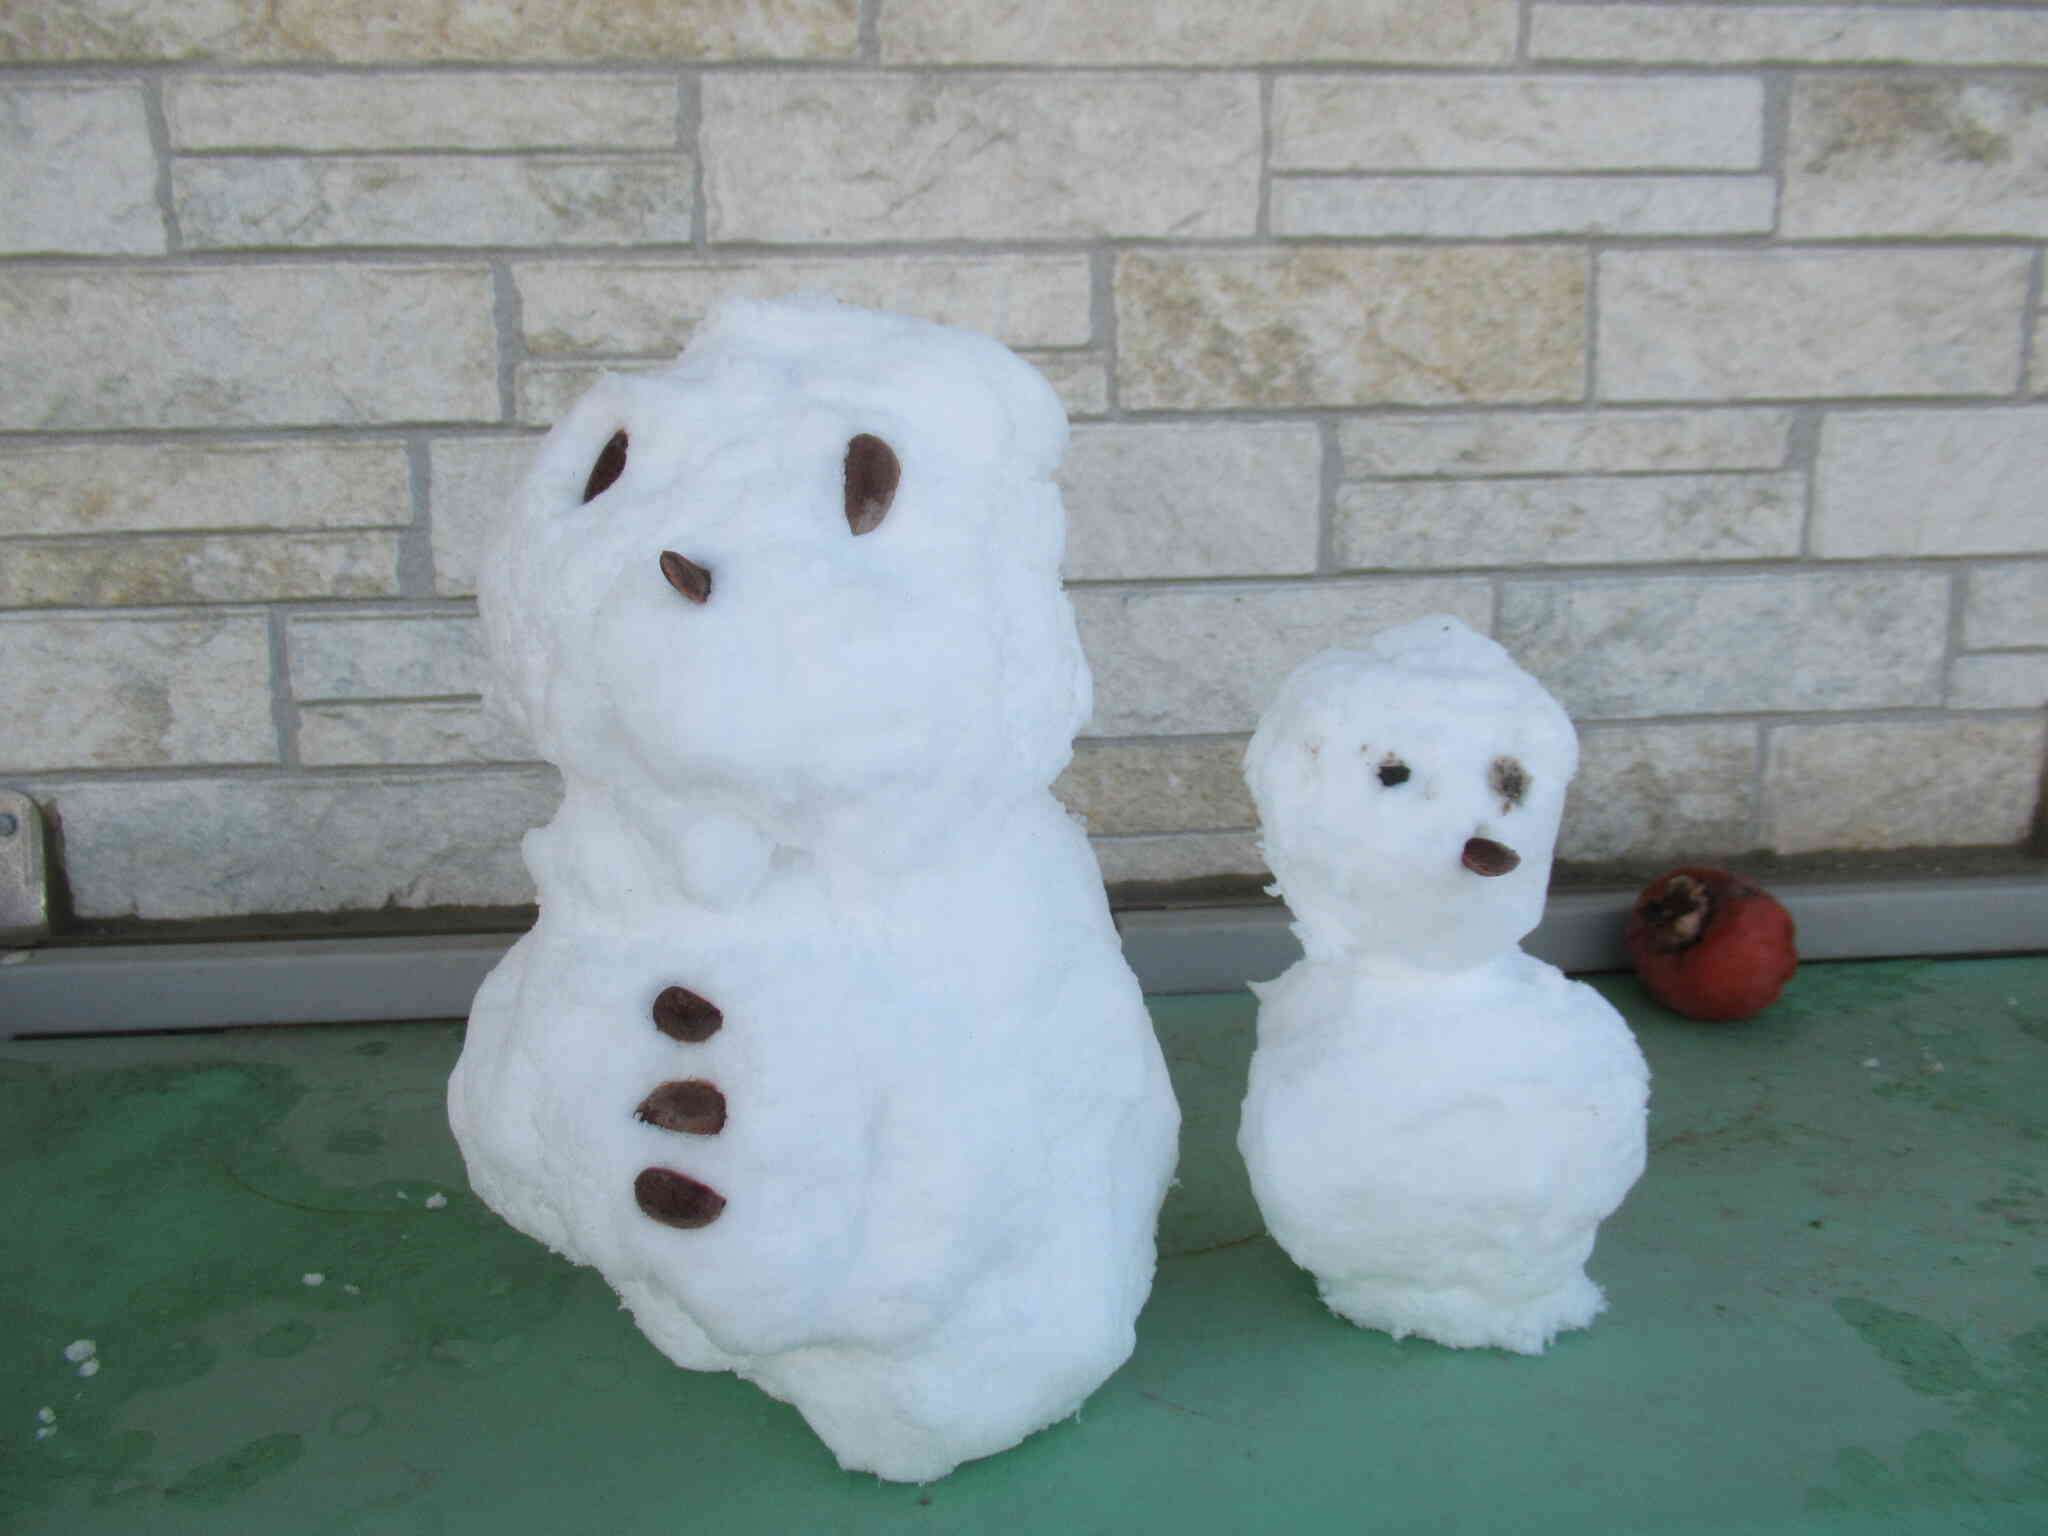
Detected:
left=252, top=1320, right=317, bottom=1360
left=1811, top=1291, right=2048, bottom=1515
left=0, top=1025, right=599, bottom=1532
left=162, top=1433, right=304, bottom=1509
left=1977, top=1181, right=2047, bottom=1231
left=327, top=1403, right=381, bottom=1441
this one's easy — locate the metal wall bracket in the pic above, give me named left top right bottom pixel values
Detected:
left=0, top=790, right=51, bottom=948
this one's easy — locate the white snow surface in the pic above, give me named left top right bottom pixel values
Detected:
left=447, top=297, right=1179, bottom=1481
left=1239, top=617, right=1648, bottom=1354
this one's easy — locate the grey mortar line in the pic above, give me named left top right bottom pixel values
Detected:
left=267, top=608, right=304, bottom=770
left=683, top=69, right=708, bottom=253
left=1091, top=247, right=1120, bottom=419
left=491, top=260, right=522, bottom=426
left=2018, top=247, right=2044, bottom=397
left=140, top=69, right=182, bottom=255
left=397, top=437, right=438, bottom=599
left=1257, top=70, right=1276, bottom=241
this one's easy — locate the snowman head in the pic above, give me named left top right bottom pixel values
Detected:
left=1245, top=616, right=1579, bottom=971
left=479, top=296, right=1088, bottom=868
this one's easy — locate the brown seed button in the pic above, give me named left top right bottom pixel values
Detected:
left=659, top=550, right=712, bottom=604
left=652, top=986, right=722, bottom=1042
left=634, top=1167, right=726, bottom=1229
left=635, top=1080, right=727, bottom=1136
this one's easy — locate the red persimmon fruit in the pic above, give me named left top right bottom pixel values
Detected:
left=1625, top=867, right=1798, bottom=1022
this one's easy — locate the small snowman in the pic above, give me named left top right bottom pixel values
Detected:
left=448, top=297, right=1179, bottom=1480
left=1238, top=616, right=1648, bottom=1355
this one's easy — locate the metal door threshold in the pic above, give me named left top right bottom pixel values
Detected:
left=5, top=873, right=2044, bottom=1038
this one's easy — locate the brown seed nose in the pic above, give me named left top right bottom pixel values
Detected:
left=1462, top=837, right=1521, bottom=877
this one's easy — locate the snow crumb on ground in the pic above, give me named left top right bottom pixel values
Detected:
left=425, top=1192, right=447, bottom=1209
left=62, top=1339, right=94, bottom=1363
left=302, top=1272, right=325, bottom=1287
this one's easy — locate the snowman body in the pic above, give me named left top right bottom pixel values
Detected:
left=1239, top=617, right=1647, bottom=1355
left=448, top=298, right=1179, bottom=1481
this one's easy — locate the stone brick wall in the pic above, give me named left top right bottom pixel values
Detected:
left=3, top=1, right=2045, bottom=924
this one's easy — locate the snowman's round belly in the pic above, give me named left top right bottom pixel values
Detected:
left=1250, top=1055, right=1637, bottom=1289
left=459, top=902, right=1169, bottom=1360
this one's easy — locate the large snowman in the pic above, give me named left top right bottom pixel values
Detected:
left=1238, top=616, right=1648, bottom=1355
left=447, top=297, right=1180, bottom=1481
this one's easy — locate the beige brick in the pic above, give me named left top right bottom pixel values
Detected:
left=166, top=71, right=678, bottom=150
left=0, top=0, right=241, bottom=61
left=1532, top=5, right=2048, bottom=67
left=175, top=156, right=694, bottom=249
left=1340, top=409, right=1792, bottom=478
left=299, top=701, right=533, bottom=766
left=1560, top=723, right=1760, bottom=864
left=1336, top=473, right=1803, bottom=571
left=1965, top=564, right=2048, bottom=650
left=1273, top=174, right=1775, bottom=239
left=1073, top=579, right=1492, bottom=737
left=1762, top=718, right=2047, bottom=855
left=1816, top=409, right=2048, bottom=559
left=1028, top=352, right=1111, bottom=420
left=0, top=265, right=498, bottom=429
left=1061, top=425, right=1322, bottom=581
left=516, top=362, right=614, bottom=428
left=1500, top=571, right=1949, bottom=720
left=0, top=533, right=401, bottom=607
left=0, top=613, right=274, bottom=771
left=1092, top=831, right=1267, bottom=890
left=0, top=441, right=409, bottom=536
left=1272, top=76, right=1761, bottom=172
left=287, top=613, right=487, bottom=700
left=520, top=352, right=1108, bottom=433
left=1948, top=654, right=2048, bottom=712
left=37, top=769, right=561, bottom=920
left=1, top=0, right=858, bottom=62
left=1599, top=250, right=2029, bottom=402
left=1785, top=77, right=2048, bottom=239
left=702, top=73, right=1259, bottom=242
left=0, top=83, right=164, bottom=255
left=883, top=0, right=1516, bottom=64
left=517, top=255, right=1094, bottom=355
left=429, top=437, right=537, bottom=596
left=1118, top=248, right=1586, bottom=411
left=1055, top=739, right=1256, bottom=837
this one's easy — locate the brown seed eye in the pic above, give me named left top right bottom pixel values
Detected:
left=1377, top=758, right=1411, bottom=788
left=1490, top=756, right=1529, bottom=811
left=582, top=429, right=628, bottom=504
left=844, top=433, right=899, bottom=535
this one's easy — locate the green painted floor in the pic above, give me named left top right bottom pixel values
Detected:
left=3, top=955, right=2045, bottom=1535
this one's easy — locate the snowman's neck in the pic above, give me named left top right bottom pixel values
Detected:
left=527, top=774, right=1058, bottom=919
left=1304, top=941, right=1528, bottom=986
